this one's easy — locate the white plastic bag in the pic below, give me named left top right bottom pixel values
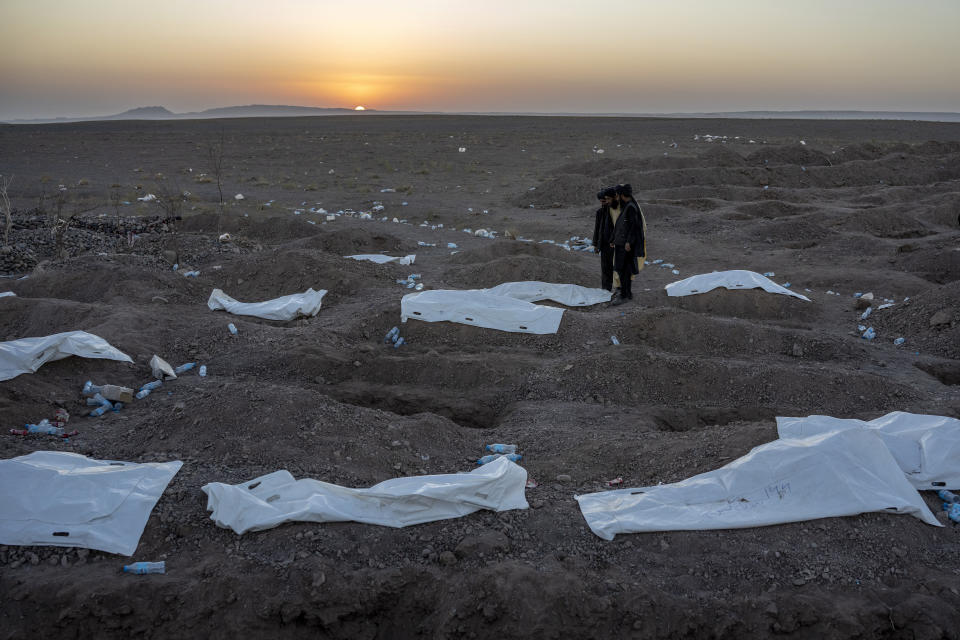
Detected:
left=665, top=270, right=810, bottom=301
left=777, top=412, right=960, bottom=490
left=401, top=289, right=564, bottom=334
left=0, top=451, right=182, bottom=555
left=346, top=254, right=416, bottom=266
left=207, top=288, right=327, bottom=321
left=483, top=281, right=611, bottom=307
left=576, top=428, right=939, bottom=540
left=0, top=331, right=133, bottom=381
left=202, top=456, right=528, bottom=534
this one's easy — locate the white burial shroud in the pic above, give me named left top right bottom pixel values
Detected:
left=0, top=451, right=182, bottom=555
left=575, top=428, right=940, bottom=540
left=207, top=288, right=327, bottom=321
left=0, top=330, right=133, bottom=382
left=665, top=270, right=811, bottom=302
left=777, top=411, right=960, bottom=490
left=202, top=456, right=529, bottom=534
left=401, top=289, right=564, bottom=334
left=482, top=281, right=612, bottom=307
left=346, top=254, right=416, bottom=266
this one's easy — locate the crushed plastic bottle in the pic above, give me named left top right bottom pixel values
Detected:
left=174, top=362, right=196, bottom=375
left=861, top=327, right=876, bottom=340
left=135, top=380, right=162, bottom=399
left=938, top=489, right=960, bottom=504
left=26, top=421, right=64, bottom=435
left=893, top=337, right=905, bottom=346
left=860, top=307, right=873, bottom=320
left=82, top=380, right=102, bottom=396
left=610, top=336, right=620, bottom=345
left=123, top=561, right=165, bottom=575
left=477, top=453, right=523, bottom=465
left=485, top=444, right=518, bottom=454
left=198, top=365, right=207, bottom=377
left=763, top=272, right=775, bottom=277
left=89, top=404, right=112, bottom=417
left=85, top=393, right=111, bottom=407
left=228, top=323, right=238, bottom=335
left=948, top=503, right=960, bottom=524
left=393, top=337, right=405, bottom=348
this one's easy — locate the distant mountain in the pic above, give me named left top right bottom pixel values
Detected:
left=3, top=104, right=375, bottom=124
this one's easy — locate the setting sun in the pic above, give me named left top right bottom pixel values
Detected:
left=354, top=105, right=365, bottom=111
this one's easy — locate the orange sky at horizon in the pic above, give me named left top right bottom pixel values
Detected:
left=1, top=0, right=959, bottom=119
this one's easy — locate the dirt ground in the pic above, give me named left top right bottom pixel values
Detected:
left=1, top=115, right=959, bottom=639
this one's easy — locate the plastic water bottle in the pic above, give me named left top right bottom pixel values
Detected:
left=198, top=365, right=207, bottom=377
left=938, top=489, right=960, bottom=504
left=141, top=380, right=162, bottom=392
left=123, top=561, right=165, bottom=575
left=89, top=404, right=112, bottom=417
left=174, top=362, right=196, bottom=374
left=477, top=453, right=522, bottom=465
left=893, top=337, right=905, bottom=346
left=861, top=327, right=876, bottom=340
left=394, top=337, right=405, bottom=348
left=112, top=402, right=124, bottom=412
left=485, top=443, right=517, bottom=454
left=384, top=327, right=399, bottom=343
left=610, top=336, right=620, bottom=345
left=228, top=323, right=238, bottom=335
left=85, top=393, right=111, bottom=407
left=860, top=307, right=873, bottom=320
left=948, top=503, right=960, bottom=524
left=82, top=380, right=102, bottom=396
left=26, top=421, right=64, bottom=435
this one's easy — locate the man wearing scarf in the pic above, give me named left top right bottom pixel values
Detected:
left=611, top=183, right=646, bottom=305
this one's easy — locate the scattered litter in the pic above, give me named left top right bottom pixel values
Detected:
left=208, top=288, right=327, bottom=321
left=606, top=477, right=623, bottom=487
left=135, top=380, right=162, bottom=400
left=861, top=307, right=873, bottom=320
left=198, top=365, right=207, bottom=377
left=181, top=270, right=200, bottom=278
left=417, top=241, right=437, bottom=247
left=575, top=427, right=939, bottom=539
left=227, top=323, right=238, bottom=335
left=218, top=233, right=231, bottom=242
left=665, top=270, right=810, bottom=302
left=447, top=243, right=457, bottom=249
left=346, top=254, right=416, bottom=265
left=0, top=331, right=132, bottom=382
left=201, top=456, right=528, bottom=534
left=894, top=337, right=905, bottom=346
left=234, top=193, right=244, bottom=201
left=149, top=355, right=177, bottom=381
left=123, top=561, right=165, bottom=575
left=458, top=147, right=466, bottom=153
left=0, top=292, right=15, bottom=298
left=174, top=362, right=196, bottom=375
left=0, top=451, right=182, bottom=555
left=137, top=194, right=156, bottom=202
left=485, top=444, right=517, bottom=454
left=610, top=336, right=620, bottom=345
left=862, top=327, right=876, bottom=340
left=380, top=188, right=396, bottom=193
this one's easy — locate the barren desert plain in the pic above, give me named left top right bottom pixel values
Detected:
left=1, top=114, right=959, bottom=638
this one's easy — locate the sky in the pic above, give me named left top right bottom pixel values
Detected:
left=1, top=0, right=958, bottom=119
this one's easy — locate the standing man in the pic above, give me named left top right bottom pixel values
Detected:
left=592, top=186, right=617, bottom=292
left=611, top=183, right=644, bottom=305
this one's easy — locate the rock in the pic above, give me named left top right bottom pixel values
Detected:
left=555, top=474, right=572, bottom=483
left=930, top=309, right=953, bottom=327
left=791, top=343, right=804, bottom=357
left=855, top=297, right=872, bottom=311
left=438, top=551, right=457, bottom=566
left=454, top=531, right=510, bottom=558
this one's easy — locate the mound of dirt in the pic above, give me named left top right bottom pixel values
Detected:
left=868, top=280, right=960, bottom=359
left=895, top=245, right=960, bottom=284
left=180, top=211, right=321, bottom=243
left=511, top=173, right=601, bottom=208
left=745, top=144, right=833, bottom=167
left=666, top=288, right=822, bottom=323
left=731, top=200, right=818, bottom=220
left=290, top=227, right=403, bottom=255
left=442, top=254, right=595, bottom=289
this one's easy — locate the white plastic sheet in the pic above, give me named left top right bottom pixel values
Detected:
left=777, top=412, right=960, bottom=490
left=665, top=270, right=810, bottom=302
left=576, top=428, right=939, bottom=540
left=0, top=291, right=15, bottom=298
left=401, top=289, right=564, bottom=334
left=0, top=330, right=133, bottom=382
left=202, top=456, right=528, bottom=534
left=0, top=451, right=182, bottom=555
left=346, top=254, right=416, bottom=266
left=483, top=281, right=611, bottom=307
left=207, top=288, right=327, bottom=321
